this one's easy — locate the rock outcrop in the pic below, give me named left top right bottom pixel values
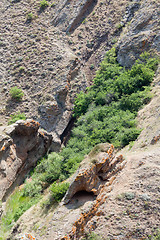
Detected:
left=0, top=119, right=52, bottom=200
left=116, top=0, right=160, bottom=67
left=52, top=0, right=98, bottom=33
left=63, top=144, right=125, bottom=204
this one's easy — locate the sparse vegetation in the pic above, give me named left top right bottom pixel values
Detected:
left=82, top=232, right=103, bottom=240
left=8, top=112, right=26, bottom=125
left=26, top=12, right=33, bottom=21
left=40, top=0, right=49, bottom=9
left=151, top=230, right=160, bottom=240
left=9, top=86, right=24, bottom=101
left=51, top=2, right=56, bottom=7
left=0, top=188, right=40, bottom=240
left=19, top=66, right=25, bottom=72
left=116, top=22, right=123, bottom=29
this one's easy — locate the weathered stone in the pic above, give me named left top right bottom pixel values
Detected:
left=139, top=193, right=150, bottom=201
left=0, top=119, right=52, bottom=200
left=52, top=0, right=98, bottom=33
left=63, top=144, right=125, bottom=204
left=117, top=1, right=160, bottom=67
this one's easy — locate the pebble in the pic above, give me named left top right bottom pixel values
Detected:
left=139, top=194, right=151, bottom=201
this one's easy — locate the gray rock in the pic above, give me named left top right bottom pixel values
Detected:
left=117, top=1, right=160, bottom=67
left=139, top=193, right=151, bottom=201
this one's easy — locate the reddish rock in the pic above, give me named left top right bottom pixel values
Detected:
left=0, top=119, right=52, bottom=200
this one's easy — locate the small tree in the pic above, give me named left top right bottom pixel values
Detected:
left=10, top=87, right=24, bottom=101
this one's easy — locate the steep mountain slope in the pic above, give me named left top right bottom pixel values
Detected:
left=0, top=0, right=133, bottom=129
left=0, top=0, right=160, bottom=239
left=0, top=0, right=159, bottom=145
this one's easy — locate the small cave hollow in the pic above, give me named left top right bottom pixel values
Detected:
left=70, top=190, right=96, bottom=207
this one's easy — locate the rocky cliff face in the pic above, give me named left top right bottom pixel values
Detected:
left=0, top=0, right=88, bottom=149
left=0, top=0, right=129, bottom=132
left=0, top=119, right=52, bottom=200
left=116, top=0, right=160, bottom=67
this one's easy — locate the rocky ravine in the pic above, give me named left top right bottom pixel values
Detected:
left=6, top=68, right=160, bottom=239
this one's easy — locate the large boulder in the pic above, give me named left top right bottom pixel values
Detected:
left=0, top=119, right=52, bottom=200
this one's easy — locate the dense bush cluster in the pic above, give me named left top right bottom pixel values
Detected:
left=18, top=49, right=159, bottom=195
left=62, top=49, right=158, bottom=175
left=40, top=0, right=49, bottom=9
left=50, top=182, right=69, bottom=202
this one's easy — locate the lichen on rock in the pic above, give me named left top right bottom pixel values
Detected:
left=63, top=143, right=125, bottom=204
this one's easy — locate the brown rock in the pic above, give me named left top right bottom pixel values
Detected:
left=0, top=119, right=52, bottom=200
left=63, top=143, right=125, bottom=204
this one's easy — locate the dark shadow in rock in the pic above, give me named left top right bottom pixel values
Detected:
left=66, top=190, right=96, bottom=209
left=60, top=117, right=75, bottom=146
left=11, top=0, right=21, bottom=3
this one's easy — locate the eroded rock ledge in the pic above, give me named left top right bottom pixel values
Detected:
left=61, top=144, right=126, bottom=239
left=63, top=143, right=125, bottom=204
left=0, top=119, right=52, bottom=200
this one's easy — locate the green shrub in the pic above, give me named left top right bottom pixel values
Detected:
left=36, top=152, right=63, bottom=184
left=8, top=112, right=26, bottom=125
left=27, top=12, right=33, bottom=21
left=13, top=197, right=39, bottom=222
left=82, top=232, right=102, bottom=240
left=50, top=182, right=69, bottom=202
left=22, top=179, right=42, bottom=197
left=9, top=86, right=24, bottom=101
left=151, top=229, right=160, bottom=240
left=40, top=0, right=49, bottom=9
